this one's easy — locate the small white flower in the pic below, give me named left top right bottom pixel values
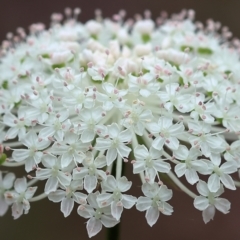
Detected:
left=148, top=116, right=184, bottom=150
left=97, top=175, right=137, bottom=220
left=121, top=100, right=153, bottom=136
left=36, top=155, right=72, bottom=194
left=73, top=107, right=104, bottom=143
left=203, top=154, right=237, bottom=192
left=77, top=191, right=119, bottom=238
left=48, top=180, right=87, bottom=217
left=190, top=92, right=216, bottom=123
left=39, top=110, right=71, bottom=141
left=95, top=123, right=132, bottom=165
left=173, top=145, right=207, bottom=184
left=134, top=145, right=170, bottom=182
left=97, top=83, right=127, bottom=111
left=3, top=111, right=31, bottom=140
left=4, top=177, right=37, bottom=219
left=194, top=180, right=230, bottom=223
left=73, top=153, right=107, bottom=193
left=157, top=83, right=192, bottom=113
left=50, top=132, right=87, bottom=168
left=12, top=131, right=50, bottom=172
left=136, top=183, right=173, bottom=227
left=128, top=73, right=160, bottom=98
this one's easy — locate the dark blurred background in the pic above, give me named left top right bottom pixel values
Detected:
left=1, top=0, right=240, bottom=240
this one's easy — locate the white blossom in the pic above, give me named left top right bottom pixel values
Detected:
left=73, top=153, right=107, bottom=193
left=4, top=177, right=37, bottom=219
left=77, top=192, right=119, bottom=238
left=48, top=180, right=87, bottom=217
left=97, top=175, right=137, bottom=220
left=12, top=131, right=50, bottom=172
left=147, top=116, right=184, bottom=150
left=173, top=145, right=208, bottom=184
left=133, top=145, right=170, bottom=181
left=36, top=155, right=72, bottom=194
left=194, top=180, right=230, bottom=223
left=95, top=123, right=132, bottom=165
left=136, top=183, right=173, bottom=227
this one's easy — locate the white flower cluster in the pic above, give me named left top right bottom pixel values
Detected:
left=0, top=8, right=240, bottom=238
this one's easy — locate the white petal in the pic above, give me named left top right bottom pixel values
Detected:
left=134, top=145, right=149, bottom=160
left=3, top=173, right=15, bottom=189
left=108, top=123, right=120, bottom=138
left=57, top=172, right=71, bottom=186
left=214, top=198, right=230, bottom=214
left=94, top=156, right=107, bottom=168
left=73, top=168, right=89, bottom=180
left=139, top=89, right=151, bottom=97
left=61, top=152, right=73, bottom=168
left=25, top=157, right=36, bottom=173
left=39, top=127, right=55, bottom=139
left=14, top=178, right=27, bottom=193
left=208, top=174, right=220, bottom=192
left=95, top=138, right=111, bottom=150
left=101, top=215, right=119, bottom=228
left=111, top=201, right=123, bottom=221
left=106, top=148, right=117, bottom=166
left=48, top=190, right=65, bottom=202
left=149, top=147, right=162, bottom=159
left=118, top=129, right=132, bottom=143
left=87, top=192, right=99, bottom=209
left=165, top=137, right=179, bottom=150
left=196, top=180, right=209, bottom=196
left=185, top=169, right=199, bottom=185
left=61, top=197, right=74, bottom=217
left=174, top=163, right=186, bottom=177
left=220, top=174, right=236, bottom=190
left=12, top=149, right=29, bottom=162
left=96, top=193, right=112, bottom=207
left=0, top=198, right=8, bottom=216
left=146, top=206, right=159, bottom=227
left=136, top=196, right=152, bottom=211
left=191, top=160, right=208, bottom=174
left=161, top=202, right=173, bottom=215
left=153, top=160, right=171, bottom=173
left=103, top=175, right=117, bottom=191
left=173, top=145, right=188, bottom=160
left=193, top=196, right=209, bottom=211
left=25, top=186, right=37, bottom=199
left=11, top=202, right=23, bottom=219
left=117, top=176, right=132, bottom=192
left=210, top=154, right=221, bottom=166
left=220, top=162, right=237, bottom=174
left=77, top=204, right=94, bottom=218
left=45, top=176, right=58, bottom=194
left=142, top=182, right=158, bottom=198
left=84, top=175, right=97, bottom=193
left=158, top=185, right=173, bottom=201
left=133, top=161, right=145, bottom=174
left=117, top=144, right=131, bottom=158
left=202, top=205, right=215, bottom=224
left=87, top=217, right=102, bottom=238
left=152, top=136, right=164, bottom=150
left=81, top=129, right=95, bottom=143
left=121, top=194, right=137, bottom=209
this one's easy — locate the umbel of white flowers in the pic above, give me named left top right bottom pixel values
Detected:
left=0, top=7, right=240, bottom=238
